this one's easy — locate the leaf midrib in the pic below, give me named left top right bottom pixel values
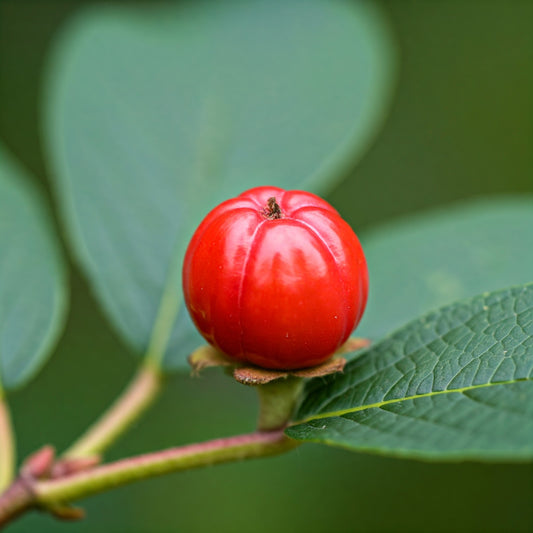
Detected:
left=294, top=376, right=532, bottom=425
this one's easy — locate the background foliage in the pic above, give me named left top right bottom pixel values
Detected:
left=0, top=1, right=532, bottom=532
left=43, top=0, right=395, bottom=371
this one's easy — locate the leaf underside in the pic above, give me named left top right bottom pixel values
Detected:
left=0, top=145, right=67, bottom=391
left=44, top=0, right=396, bottom=371
left=287, top=284, right=533, bottom=461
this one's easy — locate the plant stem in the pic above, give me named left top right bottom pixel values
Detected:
left=63, top=363, right=161, bottom=459
left=0, top=396, right=15, bottom=493
left=37, top=429, right=298, bottom=504
left=256, top=377, right=304, bottom=431
left=0, top=429, right=298, bottom=528
left=0, top=478, right=34, bottom=528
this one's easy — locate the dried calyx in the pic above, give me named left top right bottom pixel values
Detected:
left=187, top=343, right=362, bottom=431
left=263, top=197, right=283, bottom=220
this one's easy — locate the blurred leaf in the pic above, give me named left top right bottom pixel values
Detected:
left=44, top=0, right=396, bottom=371
left=358, top=197, right=533, bottom=340
left=287, top=284, right=533, bottom=461
left=0, top=145, right=67, bottom=391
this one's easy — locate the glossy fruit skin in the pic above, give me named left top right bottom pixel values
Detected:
left=182, top=186, right=368, bottom=370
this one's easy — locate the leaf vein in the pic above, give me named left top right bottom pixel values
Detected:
left=295, top=377, right=533, bottom=424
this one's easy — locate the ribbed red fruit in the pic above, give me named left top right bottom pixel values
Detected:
left=182, top=186, right=368, bottom=370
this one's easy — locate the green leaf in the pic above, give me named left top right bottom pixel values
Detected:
left=358, top=197, right=533, bottom=341
left=287, top=284, right=533, bottom=461
left=43, top=0, right=396, bottom=371
left=0, top=145, right=67, bottom=391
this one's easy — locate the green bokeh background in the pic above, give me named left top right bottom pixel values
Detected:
left=1, top=1, right=532, bottom=532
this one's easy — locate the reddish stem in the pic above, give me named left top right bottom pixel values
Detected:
left=0, top=478, right=34, bottom=528
left=0, top=429, right=298, bottom=529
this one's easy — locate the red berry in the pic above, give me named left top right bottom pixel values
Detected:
left=182, top=186, right=368, bottom=370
